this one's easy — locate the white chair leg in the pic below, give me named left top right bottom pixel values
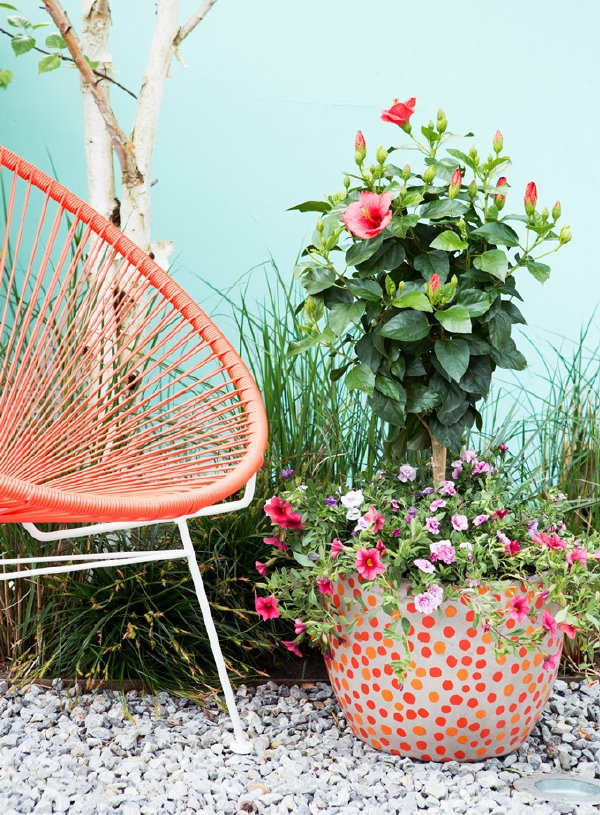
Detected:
left=177, top=519, right=253, bottom=755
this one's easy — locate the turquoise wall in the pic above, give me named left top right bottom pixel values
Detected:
left=2, top=0, right=599, bottom=380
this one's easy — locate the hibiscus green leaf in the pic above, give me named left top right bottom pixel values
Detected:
left=445, top=148, right=478, bottom=171
left=346, top=278, right=382, bottom=302
left=471, top=222, right=520, bottom=247
left=460, top=355, right=492, bottom=396
left=420, top=199, right=469, bottom=219
left=328, top=300, right=364, bottom=337
left=435, top=305, right=472, bottom=334
left=375, top=375, right=406, bottom=403
left=434, top=338, right=470, bottom=382
left=501, top=300, right=526, bottom=324
left=300, top=266, right=336, bottom=295
left=525, top=258, right=551, bottom=283
left=455, top=288, right=496, bottom=318
left=287, top=337, right=319, bottom=357
left=401, top=190, right=424, bottom=208
left=414, top=251, right=449, bottom=284
left=392, top=290, right=433, bottom=312
left=405, top=384, right=441, bottom=413
left=429, top=231, right=468, bottom=252
left=378, top=311, right=431, bottom=342
left=287, top=200, right=331, bottom=213
left=345, top=234, right=385, bottom=267
left=388, top=214, right=420, bottom=238
left=473, top=249, right=508, bottom=282
left=487, top=311, right=512, bottom=351
left=7, top=14, right=30, bottom=26
left=11, top=33, right=35, bottom=56
left=390, top=356, right=406, bottom=379
left=344, top=363, right=375, bottom=396
left=355, top=334, right=384, bottom=370
left=490, top=337, right=528, bottom=370
left=367, top=391, right=406, bottom=427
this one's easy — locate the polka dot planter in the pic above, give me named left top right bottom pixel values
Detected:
left=325, top=575, right=562, bottom=762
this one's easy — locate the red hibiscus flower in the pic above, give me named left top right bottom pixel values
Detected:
left=342, top=191, right=392, bottom=240
left=494, top=176, right=508, bottom=210
left=380, top=97, right=416, bottom=127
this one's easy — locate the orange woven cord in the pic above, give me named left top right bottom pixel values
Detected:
left=0, top=146, right=268, bottom=522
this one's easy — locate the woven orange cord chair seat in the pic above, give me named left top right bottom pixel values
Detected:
left=0, top=146, right=268, bottom=522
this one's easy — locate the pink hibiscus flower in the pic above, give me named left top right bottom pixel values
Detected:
left=342, top=191, right=393, bottom=240
left=282, top=640, right=302, bottom=657
left=362, top=505, right=386, bottom=533
left=331, top=538, right=345, bottom=559
left=508, top=594, right=529, bottom=622
left=264, top=496, right=304, bottom=530
left=255, top=595, right=280, bottom=620
left=355, top=547, right=386, bottom=580
left=255, top=561, right=268, bottom=576
left=541, top=609, right=557, bottom=637
left=380, top=96, right=416, bottom=127
left=542, top=651, right=561, bottom=672
left=316, top=576, right=334, bottom=595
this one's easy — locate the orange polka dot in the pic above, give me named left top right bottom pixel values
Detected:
left=361, top=668, right=371, bottom=680
left=415, top=667, right=427, bottom=678
left=503, top=684, right=514, bottom=697
left=365, top=646, right=377, bottom=659
left=381, top=724, right=392, bottom=735
left=413, top=726, right=426, bottom=736
left=381, top=689, right=393, bottom=703
left=445, top=605, right=457, bottom=617
left=367, top=594, right=378, bottom=607
left=410, top=679, right=423, bottom=690
left=433, top=641, right=446, bottom=654
left=456, top=669, right=469, bottom=681
left=428, top=690, right=439, bottom=704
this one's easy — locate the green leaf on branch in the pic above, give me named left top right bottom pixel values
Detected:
left=420, top=199, right=469, bottom=219
left=501, top=300, right=527, bottom=324
left=435, top=305, right=472, bottom=334
left=434, top=338, right=470, bottom=382
left=489, top=337, right=527, bottom=370
left=471, top=222, right=520, bottom=247
left=11, top=33, right=36, bottom=56
left=430, top=231, right=468, bottom=252
left=378, top=311, right=431, bottom=342
left=392, top=289, right=433, bottom=312
left=389, top=214, right=420, bottom=238
left=300, top=266, right=336, bottom=295
left=487, top=310, right=512, bottom=351
left=473, top=249, right=509, bottom=282
left=7, top=14, right=31, bottom=27
left=293, top=552, right=316, bottom=568
left=455, top=288, right=496, bottom=318
left=375, top=375, right=406, bottom=403
left=414, top=251, right=450, bottom=284
left=460, top=355, right=492, bottom=396
left=328, top=300, right=364, bottom=337
left=405, top=384, right=441, bottom=413
left=0, top=4, right=18, bottom=9
left=445, top=148, right=478, bottom=171
left=38, top=54, right=61, bottom=73
left=0, top=70, right=13, bottom=89
left=345, top=363, right=375, bottom=396
left=346, top=278, right=382, bottom=302
left=345, top=234, right=385, bottom=267
left=288, top=200, right=331, bottom=213
left=525, top=258, right=551, bottom=283
left=355, top=334, right=383, bottom=370
left=368, top=391, right=406, bottom=426
left=45, top=34, right=66, bottom=49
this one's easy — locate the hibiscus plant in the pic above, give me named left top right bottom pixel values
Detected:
left=291, top=97, right=572, bottom=484
left=255, top=451, right=600, bottom=679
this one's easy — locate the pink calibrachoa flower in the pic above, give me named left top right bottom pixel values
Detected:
left=425, top=517, right=440, bottom=534
left=282, top=640, right=303, bottom=657
left=414, top=584, right=444, bottom=613
left=472, top=460, right=492, bottom=475
left=397, top=464, right=418, bottom=482
left=504, top=540, right=521, bottom=555
left=427, top=584, right=444, bottom=606
left=524, top=181, right=538, bottom=215
left=316, top=576, right=334, bottom=595
left=429, top=499, right=446, bottom=512
left=255, top=595, right=280, bottom=620
left=342, top=191, right=393, bottom=240
left=294, top=619, right=307, bottom=635
left=473, top=514, right=490, bottom=526
left=264, top=496, right=304, bottom=530
left=376, top=539, right=387, bottom=553
left=461, top=449, right=478, bottom=463
left=438, top=480, right=457, bottom=496
left=392, top=528, right=402, bottom=537
left=452, top=465, right=463, bottom=479
left=414, top=558, right=436, bottom=574
left=263, top=536, right=289, bottom=552
left=362, top=506, right=386, bottom=533
left=430, top=540, right=456, bottom=565
left=451, top=514, right=468, bottom=532
left=566, top=547, right=588, bottom=567
left=331, top=538, right=345, bottom=559
left=380, top=97, right=416, bottom=127
left=558, top=622, right=578, bottom=639
left=542, top=651, right=561, bottom=672
left=255, top=561, right=268, bottom=576
left=497, top=530, right=511, bottom=547
left=355, top=547, right=386, bottom=580
left=533, top=532, right=568, bottom=550
left=508, top=594, right=530, bottom=622
left=541, top=609, right=558, bottom=637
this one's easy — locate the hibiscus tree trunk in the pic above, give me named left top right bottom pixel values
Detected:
left=430, top=436, right=447, bottom=487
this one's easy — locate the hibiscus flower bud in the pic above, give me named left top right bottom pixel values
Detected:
left=469, top=144, right=479, bottom=164
left=494, top=176, right=508, bottom=211
left=354, top=130, right=366, bottom=164
left=559, top=225, right=572, bottom=244
left=448, top=168, right=462, bottom=199
left=376, top=145, right=388, bottom=165
left=429, top=273, right=441, bottom=292
left=423, top=164, right=436, bottom=184
left=552, top=200, right=561, bottom=221
left=493, top=129, right=504, bottom=154
left=343, top=175, right=351, bottom=189
left=468, top=179, right=478, bottom=200
left=524, top=181, right=538, bottom=216
left=437, top=108, right=447, bottom=133
left=401, top=164, right=411, bottom=181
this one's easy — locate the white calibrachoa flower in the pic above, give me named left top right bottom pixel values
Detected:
left=340, top=489, right=364, bottom=520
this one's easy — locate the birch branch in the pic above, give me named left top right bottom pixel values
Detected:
left=174, top=0, right=219, bottom=45
left=40, top=0, right=140, bottom=185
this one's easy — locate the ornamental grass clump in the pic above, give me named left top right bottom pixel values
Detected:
left=255, top=449, right=600, bottom=680
left=290, top=97, right=572, bottom=482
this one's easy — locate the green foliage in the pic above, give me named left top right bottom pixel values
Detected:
left=292, top=104, right=571, bottom=459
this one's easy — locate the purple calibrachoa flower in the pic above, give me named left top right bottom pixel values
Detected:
left=414, top=558, right=435, bottom=573
left=497, top=530, right=511, bottom=547
left=340, top=489, right=364, bottom=520
left=397, top=464, right=418, bottom=483
left=324, top=496, right=338, bottom=507
left=418, top=487, right=435, bottom=498
left=451, top=514, right=468, bottom=532
left=425, top=517, right=440, bottom=534
left=452, top=465, right=463, bottom=479
left=438, top=480, right=457, bottom=496
left=430, top=540, right=456, bottom=564
left=404, top=506, right=418, bottom=522
left=390, top=499, right=400, bottom=512
left=429, top=498, right=446, bottom=512
left=473, top=514, right=490, bottom=526
left=281, top=468, right=295, bottom=478
left=527, top=520, right=539, bottom=537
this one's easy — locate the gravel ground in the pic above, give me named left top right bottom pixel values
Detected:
left=1, top=677, right=600, bottom=815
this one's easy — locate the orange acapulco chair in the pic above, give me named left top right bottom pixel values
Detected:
left=0, top=145, right=268, bottom=754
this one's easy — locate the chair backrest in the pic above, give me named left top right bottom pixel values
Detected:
left=0, top=146, right=268, bottom=522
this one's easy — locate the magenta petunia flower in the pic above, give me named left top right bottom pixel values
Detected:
left=264, top=496, right=304, bottom=530
left=342, top=191, right=393, bottom=240
left=355, top=547, right=386, bottom=580
left=255, top=561, right=268, bottom=576
left=472, top=461, right=492, bottom=475
left=294, top=619, right=307, bottom=635
left=541, top=609, right=557, bottom=637
left=263, top=536, right=289, bottom=552
left=331, top=538, right=345, bottom=559
left=508, top=594, right=529, bottom=622
left=429, top=540, right=456, bottom=564
left=316, top=576, right=334, bottom=595
left=533, top=532, right=567, bottom=550
left=558, top=622, right=577, bottom=639
left=492, top=508, right=509, bottom=521
left=414, top=558, right=435, bottom=574
left=504, top=540, right=520, bottom=555
left=376, top=539, right=387, bottom=553
left=473, top=514, right=490, bottom=526
left=451, top=514, right=468, bottom=532
left=255, top=595, right=280, bottom=620
left=282, top=640, right=303, bottom=657
left=542, top=651, right=560, bottom=672
left=566, top=547, right=588, bottom=567
left=438, top=480, right=457, bottom=496
left=425, top=517, right=440, bottom=534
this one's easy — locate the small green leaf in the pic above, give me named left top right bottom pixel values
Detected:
left=455, top=288, right=496, bottom=318
left=378, top=311, right=430, bottom=342
left=293, top=552, right=315, bottom=568
left=414, top=251, right=449, bottom=284
left=0, top=4, right=18, bottom=10
left=471, top=222, right=520, bottom=247
left=435, top=305, right=472, bottom=334
left=11, top=33, right=35, bottom=56
left=328, top=300, right=364, bottom=337
left=45, top=34, right=66, bottom=49
left=287, top=337, right=319, bottom=357
left=388, top=214, right=420, bottom=238
left=430, top=231, right=468, bottom=252
left=525, top=258, right=551, bottom=283
left=288, top=200, right=331, bottom=213
left=392, top=290, right=433, bottom=312
left=420, top=198, right=469, bottom=219
left=7, top=14, right=31, bottom=27
left=434, top=338, right=470, bottom=382
left=473, top=249, right=509, bottom=282
left=38, top=53, right=61, bottom=73
left=375, top=375, right=405, bottom=402
left=345, top=234, right=385, bottom=267
left=346, top=278, right=382, bottom=302
left=345, top=363, right=375, bottom=396
left=0, top=69, right=13, bottom=89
